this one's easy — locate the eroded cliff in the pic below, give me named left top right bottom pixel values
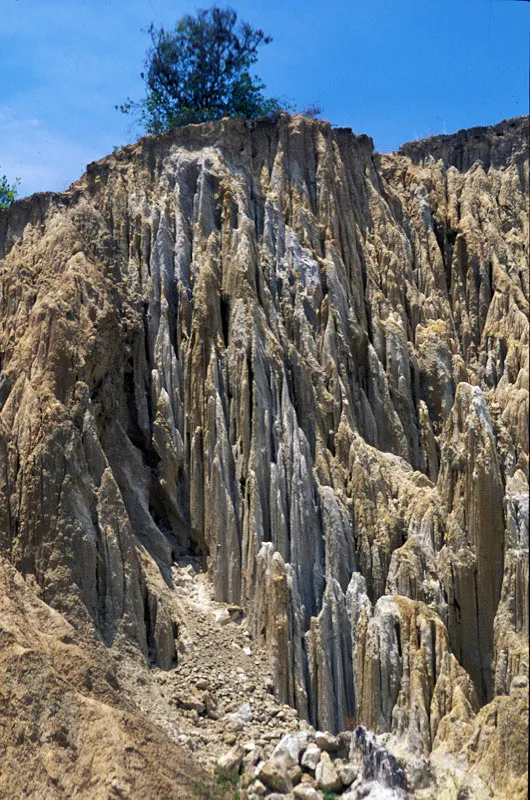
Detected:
left=0, top=114, right=528, bottom=798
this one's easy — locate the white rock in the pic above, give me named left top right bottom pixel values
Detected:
left=215, top=609, right=231, bottom=625
left=316, top=751, right=342, bottom=792
left=301, top=742, right=321, bottom=771
left=293, top=785, right=321, bottom=799
left=228, top=701, right=253, bottom=726
left=271, top=731, right=309, bottom=769
left=339, top=763, right=358, bottom=786
left=217, top=745, right=244, bottom=775
left=405, top=757, right=431, bottom=791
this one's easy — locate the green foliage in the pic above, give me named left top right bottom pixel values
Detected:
left=214, top=764, right=240, bottom=790
left=0, top=171, right=20, bottom=208
left=323, top=793, right=339, bottom=800
left=119, top=5, right=289, bottom=134
left=191, top=765, right=241, bottom=798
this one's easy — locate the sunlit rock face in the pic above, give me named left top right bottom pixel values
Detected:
left=0, top=114, right=528, bottom=794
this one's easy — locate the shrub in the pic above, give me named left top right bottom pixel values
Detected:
left=118, top=6, right=289, bottom=134
left=0, top=171, right=20, bottom=208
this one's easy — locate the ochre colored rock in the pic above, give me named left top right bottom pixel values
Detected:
left=0, top=114, right=527, bottom=797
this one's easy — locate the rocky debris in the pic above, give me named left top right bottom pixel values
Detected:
left=119, top=558, right=414, bottom=799
left=0, top=557, right=213, bottom=800
left=173, top=690, right=206, bottom=714
left=130, top=560, right=318, bottom=771
left=237, top=721, right=413, bottom=799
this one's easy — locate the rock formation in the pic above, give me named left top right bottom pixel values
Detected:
left=0, top=113, right=527, bottom=798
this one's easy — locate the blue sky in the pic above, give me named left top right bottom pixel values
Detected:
left=1, top=0, right=528, bottom=198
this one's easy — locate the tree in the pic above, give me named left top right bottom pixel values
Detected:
left=0, top=171, right=19, bottom=208
left=119, top=6, right=287, bottom=134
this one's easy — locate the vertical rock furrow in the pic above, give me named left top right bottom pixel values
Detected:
left=0, top=116, right=527, bottom=770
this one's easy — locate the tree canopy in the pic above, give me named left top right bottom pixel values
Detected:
left=119, top=6, right=287, bottom=134
left=0, top=172, right=19, bottom=208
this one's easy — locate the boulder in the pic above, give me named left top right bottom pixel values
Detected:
left=293, top=786, right=322, bottom=800
left=338, top=763, right=358, bottom=786
left=271, top=731, right=309, bottom=769
left=288, top=764, right=303, bottom=786
left=257, top=759, right=292, bottom=793
left=301, top=743, right=322, bottom=772
left=315, top=751, right=342, bottom=793
left=215, top=609, right=231, bottom=626
left=315, top=731, right=338, bottom=753
left=216, top=744, right=244, bottom=776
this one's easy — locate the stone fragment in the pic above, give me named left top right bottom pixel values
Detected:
left=315, top=751, right=342, bottom=793
left=257, top=759, right=292, bottom=793
left=288, top=764, right=302, bottom=786
left=242, top=747, right=262, bottom=773
left=173, top=693, right=205, bottom=714
left=228, top=702, right=253, bottom=727
left=216, top=745, right=244, bottom=776
left=271, top=731, right=309, bottom=768
left=338, top=763, right=357, bottom=786
left=336, top=731, right=352, bottom=758
left=293, top=785, right=322, bottom=800
left=215, top=609, right=231, bottom=626
left=314, top=731, right=338, bottom=752
left=301, top=743, right=321, bottom=771
left=227, top=604, right=243, bottom=621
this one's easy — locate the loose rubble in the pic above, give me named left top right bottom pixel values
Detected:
left=120, top=559, right=411, bottom=798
